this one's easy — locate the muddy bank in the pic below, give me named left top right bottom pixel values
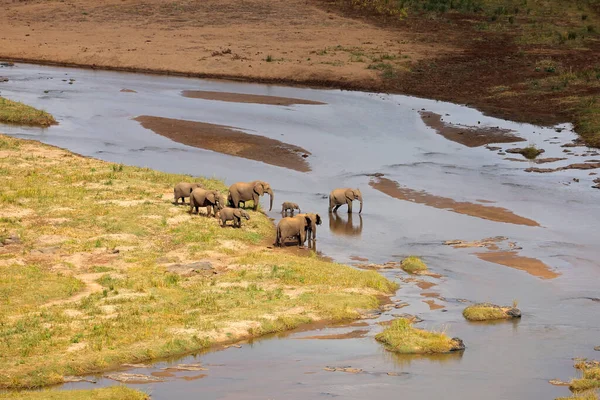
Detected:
left=476, top=251, right=559, bottom=280
left=182, top=90, right=324, bottom=106
left=419, top=112, right=524, bottom=147
left=135, top=116, right=311, bottom=172
left=370, top=177, right=539, bottom=227
left=526, top=162, right=600, bottom=173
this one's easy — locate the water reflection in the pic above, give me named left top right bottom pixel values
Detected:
left=328, top=212, right=363, bottom=236
left=383, top=348, right=465, bottom=368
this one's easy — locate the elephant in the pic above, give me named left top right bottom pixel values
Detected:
left=275, top=214, right=312, bottom=248
left=297, top=213, right=322, bottom=243
left=173, top=182, right=203, bottom=205
left=281, top=201, right=301, bottom=214
left=228, top=180, right=273, bottom=211
left=329, top=212, right=363, bottom=236
left=189, top=188, right=223, bottom=217
left=329, top=188, right=363, bottom=213
left=218, top=207, right=250, bottom=228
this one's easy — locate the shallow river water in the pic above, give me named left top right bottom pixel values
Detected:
left=1, top=63, right=599, bottom=399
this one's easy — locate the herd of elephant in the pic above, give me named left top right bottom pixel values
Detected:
left=173, top=180, right=363, bottom=247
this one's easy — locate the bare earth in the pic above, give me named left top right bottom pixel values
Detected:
left=0, top=0, right=440, bottom=88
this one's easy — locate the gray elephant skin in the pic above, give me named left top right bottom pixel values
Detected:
left=297, top=213, right=322, bottom=242
left=174, top=182, right=203, bottom=204
left=228, top=180, right=274, bottom=211
left=275, top=214, right=312, bottom=247
left=329, top=188, right=363, bottom=213
left=281, top=201, right=301, bottom=214
left=189, top=188, right=223, bottom=217
left=218, top=207, right=250, bottom=228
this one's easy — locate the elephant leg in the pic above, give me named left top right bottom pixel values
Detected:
left=299, top=230, right=306, bottom=247
left=333, top=204, right=341, bottom=212
left=347, top=200, right=353, bottom=213
left=253, top=194, right=259, bottom=211
left=329, top=196, right=334, bottom=213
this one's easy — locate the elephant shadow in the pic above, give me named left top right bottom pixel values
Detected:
left=328, top=212, right=363, bottom=237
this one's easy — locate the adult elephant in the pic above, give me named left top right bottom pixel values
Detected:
left=173, top=182, right=203, bottom=205
left=189, top=188, right=223, bottom=217
left=329, top=188, right=363, bottom=213
left=228, top=181, right=274, bottom=211
left=297, top=213, right=322, bottom=243
left=275, top=214, right=312, bottom=248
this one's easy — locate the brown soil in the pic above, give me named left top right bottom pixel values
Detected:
left=134, top=116, right=311, bottom=172
left=120, top=88, right=137, bottom=93
left=182, top=90, right=324, bottom=106
left=526, top=162, right=600, bottom=173
left=297, top=329, right=369, bottom=340
left=370, top=177, right=539, bottom=227
left=423, top=300, right=445, bottom=310
left=420, top=112, right=524, bottom=147
left=416, top=281, right=437, bottom=290
left=476, top=251, right=559, bottom=280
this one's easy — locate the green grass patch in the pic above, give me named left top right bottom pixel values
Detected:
left=375, top=318, right=463, bottom=354
left=0, top=134, right=397, bottom=389
left=0, top=97, right=56, bottom=127
left=558, top=392, right=599, bottom=400
left=0, top=386, right=148, bottom=400
left=400, top=256, right=428, bottom=274
left=462, top=303, right=520, bottom=321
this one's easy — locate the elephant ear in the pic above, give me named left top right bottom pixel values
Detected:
left=315, top=214, right=322, bottom=225
left=345, top=188, right=355, bottom=200
left=233, top=209, right=243, bottom=218
left=206, top=192, right=216, bottom=203
left=254, top=182, right=265, bottom=195
left=304, top=215, right=312, bottom=227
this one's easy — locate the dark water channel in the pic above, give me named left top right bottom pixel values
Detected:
left=1, top=63, right=600, bottom=399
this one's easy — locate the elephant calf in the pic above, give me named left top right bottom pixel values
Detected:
left=174, top=182, right=203, bottom=205
left=275, top=214, right=312, bottom=248
left=218, top=207, right=250, bottom=228
left=281, top=201, right=301, bottom=214
left=189, top=188, right=223, bottom=217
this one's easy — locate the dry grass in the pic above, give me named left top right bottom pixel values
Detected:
left=0, top=134, right=397, bottom=390
left=0, top=97, right=56, bottom=127
left=558, top=392, right=599, bottom=400
left=0, top=386, right=148, bottom=400
left=561, top=359, right=600, bottom=396
left=400, top=256, right=428, bottom=274
left=375, top=318, right=463, bottom=354
left=462, top=303, right=519, bottom=321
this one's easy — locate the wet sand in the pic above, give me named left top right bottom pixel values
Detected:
left=526, top=162, right=600, bottom=173
left=423, top=300, right=445, bottom=310
left=135, top=116, right=311, bottom=172
left=370, top=177, right=539, bottom=227
left=476, top=251, right=559, bottom=280
left=182, top=90, right=324, bottom=106
left=420, top=111, right=525, bottom=147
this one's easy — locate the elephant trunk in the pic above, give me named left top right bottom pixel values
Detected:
left=267, top=189, right=273, bottom=211
left=358, top=195, right=363, bottom=214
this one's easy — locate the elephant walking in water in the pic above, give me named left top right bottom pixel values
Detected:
left=228, top=181, right=274, bottom=211
left=173, top=182, right=203, bottom=205
left=281, top=201, right=301, bottom=215
left=189, top=188, right=223, bottom=217
left=329, top=188, right=363, bottom=213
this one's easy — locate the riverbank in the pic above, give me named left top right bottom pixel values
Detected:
left=0, top=134, right=396, bottom=391
left=1, top=0, right=598, bottom=146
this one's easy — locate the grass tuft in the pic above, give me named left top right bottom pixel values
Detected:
left=400, top=256, right=428, bottom=274
left=0, top=97, right=57, bottom=127
left=375, top=318, right=464, bottom=354
left=462, top=303, right=520, bottom=321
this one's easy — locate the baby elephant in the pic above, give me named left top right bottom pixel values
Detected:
left=281, top=201, right=301, bottom=214
left=218, top=207, right=250, bottom=228
left=174, top=182, right=203, bottom=205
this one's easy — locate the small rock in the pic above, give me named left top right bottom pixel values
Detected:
left=594, top=346, right=600, bottom=351
left=486, top=146, right=502, bottom=151
left=573, top=178, right=580, bottom=183
left=0, top=77, right=8, bottom=82
left=2, top=233, right=21, bottom=245
left=0, top=61, right=14, bottom=67
left=549, top=379, right=570, bottom=386
left=63, top=376, right=97, bottom=383
left=324, top=366, right=362, bottom=374
left=449, top=337, right=465, bottom=352
left=301, top=154, right=309, bottom=158
left=498, top=152, right=506, bottom=155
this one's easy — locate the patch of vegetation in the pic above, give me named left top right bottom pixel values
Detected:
left=462, top=302, right=520, bottom=321
left=557, top=391, right=599, bottom=400
left=400, top=256, right=428, bottom=273
left=0, top=97, right=57, bottom=127
left=375, top=318, right=464, bottom=354
left=577, top=96, right=600, bottom=148
left=0, top=134, right=397, bottom=389
left=0, top=386, right=149, bottom=400
left=521, top=145, right=543, bottom=159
